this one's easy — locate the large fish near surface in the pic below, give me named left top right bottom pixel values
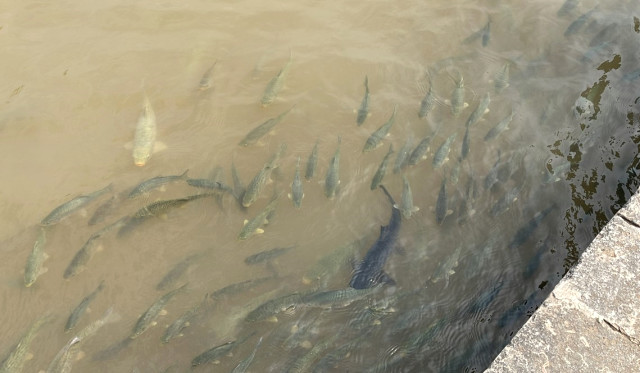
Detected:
left=304, top=140, right=319, bottom=181
left=0, top=313, right=53, bottom=373
left=370, top=144, right=394, bottom=190
left=132, top=95, right=158, bottom=167
left=356, top=75, right=370, bottom=126
left=238, top=195, right=279, bottom=240
left=41, top=184, right=112, bottom=226
left=261, top=51, right=293, bottom=106
left=288, top=156, right=304, bottom=208
left=349, top=185, right=401, bottom=289
left=363, top=106, right=396, bottom=152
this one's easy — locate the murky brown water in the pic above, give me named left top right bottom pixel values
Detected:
left=1, top=0, right=639, bottom=371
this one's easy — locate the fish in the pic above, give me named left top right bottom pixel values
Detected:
left=0, top=313, right=53, bottom=373
left=435, top=177, right=448, bottom=225
left=210, top=276, right=275, bottom=300
left=463, top=18, right=491, bottom=47
left=65, top=281, right=105, bottom=332
left=349, top=185, right=401, bottom=289
left=484, top=111, right=513, bottom=141
left=41, top=184, right=112, bottom=226
left=242, top=144, right=286, bottom=207
left=288, top=156, right=304, bottom=208
left=24, top=227, right=48, bottom=287
left=301, top=286, right=381, bottom=308
left=557, top=0, right=580, bottom=17
left=418, top=74, right=435, bottom=119
left=302, top=239, right=362, bottom=286
left=245, top=292, right=303, bottom=322
left=128, top=170, right=189, bottom=198
left=130, top=283, right=187, bottom=339
left=64, top=218, right=127, bottom=279
left=397, top=175, right=419, bottom=219
left=430, top=245, right=462, bottom=287
left=238, top=195, right=279, bottom=240
left=490, top=184, right=523, bottom=216
left=46, top=337, right=80, bottom=373
left=230, top=337, right=263, bottom=373
left=238, top=106, right=295, bottom=146
left=460, top=126, right=470, bottom=160
left=393, top=137, right=413, bottom=173
left=156, top=252, right=203, bottom=291
left=198, top=60, right=217, bottom=91
left=465, top=92, right=490, bottom=128
left=305, top=140, right=319, bottom=181
left=494, top=61, right=510, bottom=93
left=288, top=333, right=340, bottom=373
left=162, top=296, right=207, bottom=344
left=87, top=195, right=117, bottom=226
left=363, top=106, right=396, bottom=152
left=543, top=159, right=571, bottom=184
left=407, top=136, right=432, bottom=166
left=432, top=134, right=456, bottom=168
left=261, top=52, right=293, bottom=106
left=508, top=205, right=556, bottom=249
left=185, top=178, right=232, bottom=192
left=244, top=246, right=294, bottom=265
left=450, top=161, right=461, bottom=185
left=231, top=158, right=245, bottom=201
left=484, top=150, right=502, bottom=190
left=370, top=144, right=394, bottom=190
left=132, top=95, right=158, bottom=167
left=324, top=136, right=342, bottom=199
left=191, top=333, right=254, bottom=367
left=356, top=76, right=370, bottom=126
left=448, top=69, right=466, bottom=117
left=564, top=6, right=599, bottom=37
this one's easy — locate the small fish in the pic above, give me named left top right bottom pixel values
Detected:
left=245, top=292, right=303, bottom=322
left=465, top=92, right=491, bottom=128
left=397, top=175, right=419, bottom=219
left=156, top=252, right=203, bottom=291
left=430, top=245, right=462, bottom=287
left=185, top=178, right=232, bottom=192
left=0, top=314, right=53, bottom=373
left=162, top=296, right=207, bottom=344
left=239, top=105, right=295, bottom=147
left=448, top=70, right=466, bottom=117
left=490, top=185, right=523, bottom=216
left=408, top=136, right=432, bottom=166
left=302, top=239, right=362, bottom=286
left=301, top=286, right=381, bottom=308
left=435, top=178, right=448, bottom=225
left=494, top=62, right=510, bottom=93
left=305, top=140, right=319, bottom=181
left=363, top=106, right=396, bottom=152
left=356, top=76, right=370, bottom=126
left=324, top=136, right=342, bottom=199
left=191, top=333, right=254, bottom=367
left=24, top=227, right=48, bottom=287
left=393, top=137, right=413, bottom=173
left=41, top=184, right=112, bottom=226
left=231, top=158, right=245, bottom=201
left=65, top=281, right=105, bottom=332
left=230, top=337, right=263, bottom=373
left=289, top=157, right=304, bottom=208
left=508, top=205, right=556, bottom=249
left=418, top=74, right=435, bottom=119
left=244, top=246, right=294, bottom=265
left=370, top=144, right=394, bottom=190
left=238, top=196, right=279, bottom=240
left=463, top=18, right=491, bottom=47
left=198, top=60, right=217, bottom=91
left=460, top=126, right=470, bottom=160
left=130, top=283, right=187, bottom=339
left=132, top=95, right=158, bottom=167
left=242, top=144, right=286, bottom=207
left=261, top=51, right=292, bottom=106
left=46, top=336, right=81, bottom=373
left=432, top=134, right=456, bottom=168
left=484, top=111, right=513, bottom=141
left=88, top=195, right=117, bottom=226
left=128, top=170, right=189, bottom=198
left=484, top=150, right=502, bottom=191
left=450, top=161, right=461, bottom=185
left=288, top=333, right=341, bottom=373
left=210, top=277, right=274, bottom=300
left=557, top=0, right=580, bottom=17
left=564, top=6, right=599, bottom=37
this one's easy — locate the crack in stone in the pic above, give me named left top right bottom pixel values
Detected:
left=602, top=318, right=640, bottom=347
left=618, top=213, right=640, bottom=229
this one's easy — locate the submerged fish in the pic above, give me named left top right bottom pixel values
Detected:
left=448, top=70, right=467, bottom=117
left=484, top=150, right=502, bottom=191
left=432, top=134, right=456, bottom=168
left=244, top=246, right=294, bottom=265
left=356, top=75, right=370, bottom=126
left=397, top=175, right=419, bottom=219
left=231, top=158, right=246, bottom=201
left=461, top=126, right=470, bottom=160
left=230, top=337, right=263, bottom=373
left=393, top=137, right=413, bottom=173
left=430, top=245, right=462, bottom=287
left=162, top=296, right=207, bottom=344
left=41, top=184, right=112, bottom=226
left=305, top=140, right=319, bottom=181
left=87, top=195, right=117, bottom=226
left=65, top=281, right=105, bottom=332
left=494, top=61, right=511, bottom=93
left=210, top=276, right=274, bottom=300
left=198, top=60, right=217, bottom=91
left=0, top=314, right=53, bottom=373
left=508, top=205, right=556, bottom=249
left=564, top=6, right=599, bottom=37
left=370, top=144, right=394, bottom=190
left=261, top=52, right=293, bottom=106
left=128, top=170, right=189, bottom=198
left=324, top=136, right=342, bottom=199
left=242, top=144, right=286, bottom=207
left=350, top=185, right=401, bottom=289
left=289, top=156, right=304, bottom=208
left=239, top=106, right=295, bottom=147
left=484, top=111, right=514, bottom=141
left=418, top=74, right=435, bottom=119
left=557, top=0, right=580, bottom=17
left=24, top=227, right=48, bottom=287
left=156, top=252, right=203, bottom=291
left=245, top=292, right=303, bottom=322
left=490, top=184, right=523, bottom=216
left=363, top=106, right=396, bottom=152
left=238, top=196, right=279, bottom=240
left=302, top=239, right=362, bottom=286
left=463, top=18, right=491, bottom=47
left=302, top=286, right=381, bottom=308
left=191, top=333, right=254, bottom=367
left=435, top=178, right=449, bottom=225
left=130, top=283, right=187, bottom=339
left=465, top=92, right=491, bottom=128
left=132, top=95, right=158, bottom=167
left=408, top=136, right=432, bottom=166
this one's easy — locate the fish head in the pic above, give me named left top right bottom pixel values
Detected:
left=133, top=150, right=150, bottom=167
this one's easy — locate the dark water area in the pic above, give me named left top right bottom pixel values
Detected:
left=1, top=0, right=639, bottom=372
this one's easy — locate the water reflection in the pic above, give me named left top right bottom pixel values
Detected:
left=1, top=0, right=640, bottom=372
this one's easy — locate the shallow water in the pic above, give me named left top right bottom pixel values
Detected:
left=1, top=0, right=639, bottom=371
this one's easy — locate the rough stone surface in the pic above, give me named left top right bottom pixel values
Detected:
left=487, top=192, right=640, bottom=372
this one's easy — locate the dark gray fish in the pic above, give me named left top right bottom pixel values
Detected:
left=191, top=333, right=254, bottom=367
left=162, top=295, right=207, bottom=344
left=238, top=106, right=295, bottom=146
left=65, top=281, right=105, bottom=332
left=484, top=111, right=513, bottom=141
left=128, top=170, right=189, bottom=198
left=88, top=195, right=117, bottom=226
left=435, top=177, right=448, bottom=225
left=156, top=252, right=203, bottom=291
left=245, top=293, right=303, bottom=322
left=302, top=239, right=362, bottom=286
left=356, top=75, right=370, bottom=126
left=231, top=337, right=263, bottom=373
left=244, top=246, right=294, bottom=265
left=231, top=158, right=246, bottom=202
left=484, top=150, right=502, bottom=190
left=408, top=136, right=432, bottom=166
left=305, top=140, right=319, bottom=181
left=130, top=283, right=188, bottom=339
left=41, top=184, right=112, bottom=226
left=324, top=136, right=341, bottom=199
left=185, top=178, right=232, bottom=192
left=494, top=61, right=510, bottom=93
left=460, top=126, right=470, bottom=160
left=490, top=184, right=523, bottom=216
left=261, top=51, right=292, bottom=106
left=24, top=227, right=48, bottom=287
left=418, top=75, right=435, bottom=119
left=370, top=144, right=394, bottom=190
left=363, top=106, right=396, bottom=153
left=588, top=23, right=618, bottom=48
left=289, top=157, right=304, bottom=208
left=508, top=205, right=556, bottom=249
left=393, top=137, right=413, bottom=173
left=301, top=286, right=380, bottom=308
left=448, top=69, right=466, bottom=117
left=564, top=6, right=599, bottom=37
left=432, top=134, right=456, bottom=168
left=349, top=185, right=401, bottom=289
left=465, top=92, right=490, bottom=128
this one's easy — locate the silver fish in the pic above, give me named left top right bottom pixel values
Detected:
left=244, top=246, right=294, bottom=265
left=324, top=136, right=342, bottom=199
left=162, top=296, right=207, bottom=344
left=418, top=74, right=435, bottom=119
left=230, top=337, right=263, bottom=373
left=242, top=144, right=286, bottom=207
left=132, top=95, right=157, bottom=167
left=397, top=175, right=419, bottom=219
left=87, top=195, right=117, bottom=226
left=408, top=136, right=432, bottom=166
left=261, top=52, right=292, bottom=106
left=432, top=134, right=456, bottom=168
left=128, top=170, right=189, bottom=198
left=305, top=140, right=319, bottom=181
left=370, top=144, right=394, bottom=190
left=430, top=245, right=462, bottom=287
left=238, top=196, right=279, bottom=240
left=494, top=61, right=510, bottom=93
left=465, top=92, right=490, bottom=128
left=393, top=137, right=413, bottom=173
left=0, top=314, right=53, bottom=373
left=238, top=106, right=295, bottom=147
left=484, top=111, right=513, bottom=141
left=357, top=76, right=370, bottom=126
left=449, top=70, right=466, bottom=117
left=461, top=126, right=470, bottom=160
left=363, top=106, right=396, bottom=152
left=231, top=158, right=245, bottom=201
left=289, top=157, right=304, bottom=208
left=65, top=281, right=105, bottom=332
left=435, top=178, right=448, bottom=225
left=41, top=184, right=112, bottom=226
left=130, top=283, right=187, bottom=339
left=156, top=252, right=203, bottom=291
left=24, top=227, right=48, bottom=287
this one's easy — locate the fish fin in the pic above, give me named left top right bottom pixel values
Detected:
left=267, top=316, right=278, bottom=323
left=243, top=219, right=248, bottom=226
left=159, top=309, right=168, bottom=316
left=185, top=321, right=190, bottom=327
left=153, top=141, right=168, bottom=153
left=43, top=252, right=50, bottom=260
left=301, top=340, right=313, bottom=349
left=448, top=270, right=456, bottom=275
left=484, top=108, right=490, bottom=114
left=256, top=228, right=265, bottom=234
left=463, top=102, right=469, bottom=108
left=159, top=214, right=169, bottom=221
left=26, top=352, right=34, bottom=361
left=151, top=321, right=158, bottom=326
left=412, top=207, right=420, bottom=212
left=301, top=276, right=312, bottom=285
left=287, top=193, right=292, bottom=200
left=96, top=244, right=104, bottom=252
left=446, top=209, right=454, bottom=216
left=39, top=266, right=49, bottom=276
left=76, top=350, right=86, bottom=361
left=377, top=271, right=396, bottom=286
